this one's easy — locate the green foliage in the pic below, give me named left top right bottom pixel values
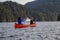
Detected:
left=0, top=1, right=58, bottom=22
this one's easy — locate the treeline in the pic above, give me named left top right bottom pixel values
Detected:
left=0, top=1, right=58, bottom=22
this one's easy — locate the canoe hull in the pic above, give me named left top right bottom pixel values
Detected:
left=14, top=23, right=36, bottom=29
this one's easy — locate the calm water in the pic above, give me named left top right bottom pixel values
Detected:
left=0, top=22, right=60, bottom=40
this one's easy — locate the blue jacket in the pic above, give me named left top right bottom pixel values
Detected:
left=18, top=18, right=22, bottom=24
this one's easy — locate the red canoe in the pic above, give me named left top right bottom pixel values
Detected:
left=14, top=23, right=36, bottom=29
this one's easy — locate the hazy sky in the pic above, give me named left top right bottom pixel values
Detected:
left=0, top=0, right=35, bottom=5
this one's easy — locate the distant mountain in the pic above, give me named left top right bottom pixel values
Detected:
left=0, top=1, right=59, bottom=22
left=25, top=0, right=60, bottom=12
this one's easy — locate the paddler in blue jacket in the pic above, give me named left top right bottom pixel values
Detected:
left=18, top=17, right=22, bottom=24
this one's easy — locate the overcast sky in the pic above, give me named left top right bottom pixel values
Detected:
left=0, top=0, right=35, bottom=5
